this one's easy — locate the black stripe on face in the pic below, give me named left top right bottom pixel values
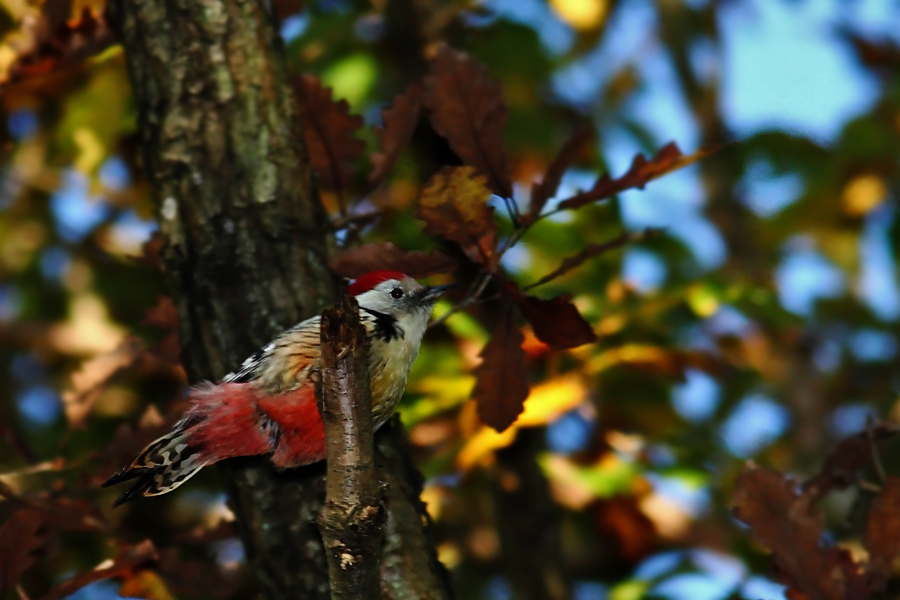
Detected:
left=361, top=307, right=403, bottom=342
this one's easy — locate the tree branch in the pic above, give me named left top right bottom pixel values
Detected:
left=317, top=293, right=385, bottom=600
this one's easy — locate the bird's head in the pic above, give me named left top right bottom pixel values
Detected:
left=349, top=270, right=454, bottom=342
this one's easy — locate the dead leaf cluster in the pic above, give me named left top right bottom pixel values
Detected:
left=733, top=424, right=900, bottom=600
left=309, top=45, right=718, bottom=431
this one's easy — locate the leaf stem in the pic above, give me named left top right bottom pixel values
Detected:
left=429, top=271, right=494, bottom=328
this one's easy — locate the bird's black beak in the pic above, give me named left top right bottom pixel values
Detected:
left=419, top=283, right=457, bottom=304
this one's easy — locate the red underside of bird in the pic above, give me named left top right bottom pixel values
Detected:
left=188, top=383, right=325, bottom=468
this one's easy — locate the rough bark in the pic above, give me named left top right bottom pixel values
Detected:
left=376, top=420, right=455, bottom=600
left=107, top=0, right=336, bottom=596
left=318, top=294, right=385, bottom=600
left=107, top=1, right=454, bottom=599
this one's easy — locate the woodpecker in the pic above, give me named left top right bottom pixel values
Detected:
left=103, top=270, right=453, bottom=506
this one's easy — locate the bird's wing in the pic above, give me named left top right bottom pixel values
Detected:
left=222, top=315, right=322, bottom=392
left=258, top=385, right=326, bottom=468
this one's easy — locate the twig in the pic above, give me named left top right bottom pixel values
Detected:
left=0, top=480, right=111, bottom=533
left=867, top=415, right=887, bottom=484
left=499, top=195, right=520, bottom=225
left=523, top=229, right=660, bottom=291
left=498, top=201, right=583, bottom=257
left=317, top=293, right=385, bottom=600
left=429, top=271, right=494, bottom=329
left=0, top=422, right=36, bottom=464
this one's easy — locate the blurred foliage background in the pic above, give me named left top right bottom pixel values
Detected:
left=1, top=0, right=899, bottom=599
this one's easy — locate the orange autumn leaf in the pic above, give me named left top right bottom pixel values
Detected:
left=63, top=336, right=145, bottom=428
left=458, top=375, right=585, bottom=468
left=118, top=570, right=175, bottom=600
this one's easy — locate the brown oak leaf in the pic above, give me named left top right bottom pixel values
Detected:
left=0, top=509, right=45, bottom=591
left=732, top=462, right=866, bottom=600
left=330, top=242, right=458, bottom=279
left=863, top=476, right=900, bottom=593
left=293, top=74, right=365, bottom=198
left=504, top=283, right=595, bottom=350
left=803, top=420, right=898, bottom=502
left=529, top=126, right=592, bottom=217
left=842, top=30, right=900, bottom=70
left=0, top=482, right=109, bottom=534
left=369, top=82, right=423, bottom=190
left=558, top=142, right=721, bottom=211
left=472, top=306, right=530, bottom=431
left=424, top=46, right=512, bottom=198
left=416, top=166, right=497, bottom=267
left=592, top=497, right=657, bottom=562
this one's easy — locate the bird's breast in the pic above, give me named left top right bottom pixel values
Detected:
left=368, top=336, right=420, bottom=428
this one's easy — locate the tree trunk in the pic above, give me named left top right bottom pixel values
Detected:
left=107, top=1, right=453, bottom=598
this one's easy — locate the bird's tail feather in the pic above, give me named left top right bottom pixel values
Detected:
left=102, top=382, right=275, bottom=506
left=102, top=421, right=210, bottom=506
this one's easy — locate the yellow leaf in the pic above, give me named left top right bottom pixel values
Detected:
left=401, top=375, right=474, bottom=426
left=456, top=375, right=587, bottom=469
left=686, top=283, right=720, bottom=318
left=842, top=174, right=886, bottom=216
left=516, top=374, right=586, bottom=427
left=585, top=344, right=670, bottom=374
left=411, top=375, right=475, bottom=407
left=610, top=580, right=649, bottom=600
left=73, top=127, right=104, bottom=175
left=456, top=418, right=517, bottom=470
left=420, top=484, right=446, bottom=521
left=549, top=0, right=608, bottom=30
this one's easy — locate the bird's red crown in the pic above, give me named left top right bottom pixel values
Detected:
left=349, top=270, right=407, bottom=296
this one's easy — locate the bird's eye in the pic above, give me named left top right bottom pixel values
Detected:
left=390, top=288, right=404, bottom=299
